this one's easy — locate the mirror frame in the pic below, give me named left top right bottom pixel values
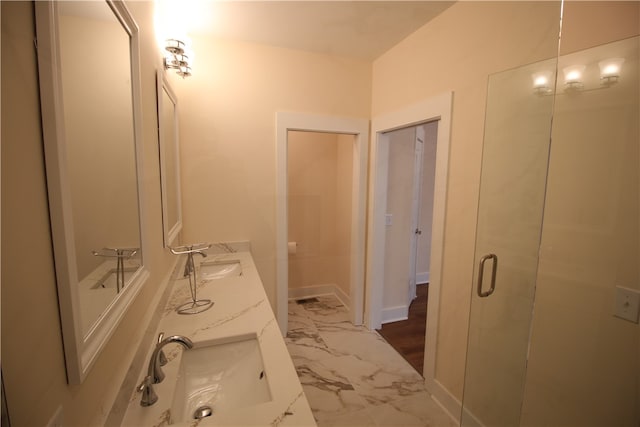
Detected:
left=156, top=70, right=183, bottom=247
left=35, top=0, right=149, bottom=384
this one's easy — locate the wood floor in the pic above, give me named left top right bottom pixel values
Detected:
left=376, top=283, right=428, bottom=375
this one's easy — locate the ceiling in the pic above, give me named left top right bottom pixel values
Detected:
left=175, top=1, right=455, bottom=60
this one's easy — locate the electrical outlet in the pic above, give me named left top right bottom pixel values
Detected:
left=46, top=406, right=63, bottom=427
left=385, top=214, right=392, bottom=226
left=614, top=286, right=640, bottom=323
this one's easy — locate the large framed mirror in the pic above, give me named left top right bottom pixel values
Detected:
left=35, top=0, right=148, bottom=384
left=156, top=71, right=183, bottom=247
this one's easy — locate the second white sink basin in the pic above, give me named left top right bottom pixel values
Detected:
left=170, top=334, right=271, bottom=424
left=199, top=260, right=242, bottom=280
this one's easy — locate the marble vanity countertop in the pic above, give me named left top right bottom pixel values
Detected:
left=120, top=246, right=316, bottom=427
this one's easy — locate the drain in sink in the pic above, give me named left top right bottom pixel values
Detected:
left=193, top=405, right=213, bottom=420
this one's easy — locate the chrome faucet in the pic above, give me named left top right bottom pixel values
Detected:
left=139, top=334, right=194, bottom=407
left=183, top=249, right=207, bottom=278
left=170, top=243, right=214, bottom=315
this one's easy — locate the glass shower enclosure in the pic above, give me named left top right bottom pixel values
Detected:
left=462, top=4, right=639, bottom=425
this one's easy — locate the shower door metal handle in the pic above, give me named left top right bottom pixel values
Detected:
left=477, top=253, right=498, bottom=297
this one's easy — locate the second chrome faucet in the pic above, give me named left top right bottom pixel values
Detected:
left=170, top=243, right=215, bottom=315
left=139, top=333, right=193, bottom=407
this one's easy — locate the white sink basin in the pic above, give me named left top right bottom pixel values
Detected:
left=170, top=334, right=271, bottom=424
left=199, top=260, right=242, bottom=280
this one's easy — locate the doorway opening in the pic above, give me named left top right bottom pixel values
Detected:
left=375, top=121, right=438, bottom=375
left=276, top=112, right=369, bottom=335
left=287, top=130, right=356, bottom=309
left=378, top=123, right=437, bottom=324
left=366, top=92, right=452, bottom=388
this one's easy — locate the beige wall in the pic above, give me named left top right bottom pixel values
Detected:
left=559, top=1, right=639, bottom=55
left=287, top=131, right=353, bottom=297
left=171, top=35, right=371, bottom=307
left=372, top=1, right=563, bottom=398
left=1, top=2, right=178, bottom=426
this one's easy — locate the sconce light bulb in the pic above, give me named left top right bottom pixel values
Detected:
left=599, top=58, right=624, bottom=85
left=534, top=76, right=548, bottom=87
left=165, top=38, right=185, bottom=55
left=563, top=65, right=585, bottom=90
left=602, top=64, right=618, bottom=75
left=565, top=71, right=580, bottom=81
left=163, top=37, right=193, bottom=78
left=177, top=65, right=192, bottom=78
left=532, top=71, right=553, bottom=95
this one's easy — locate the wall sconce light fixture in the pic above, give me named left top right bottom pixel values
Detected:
left=164, top=38, right=192, bottom=78
left=599, top=58, right=624, bottom=85
left=562, top=65, right=586, bottom=90
left=532, top=54, right=626, bottom=97
left=532, top=71, right=554, bottom=95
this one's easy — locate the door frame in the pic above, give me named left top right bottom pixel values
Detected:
left=408, top=124, right=427, bottom=303
left=276, top=112, right=369, bottom=335
left=366, top=92, right=452, bottom=382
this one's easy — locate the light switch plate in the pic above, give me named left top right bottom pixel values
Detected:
left=614, top=286, right=640, bottom=323
left=385, top=214, right=392, bottom=226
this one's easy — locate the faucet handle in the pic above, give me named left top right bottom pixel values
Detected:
left=157, top=332, right=168, bottom=366
left=138, top=375, right=158, bottom=407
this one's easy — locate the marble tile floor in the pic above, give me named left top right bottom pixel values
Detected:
left=285, top=295, right=457, bottom=427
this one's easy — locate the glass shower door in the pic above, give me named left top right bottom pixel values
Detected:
left=461, top=56, right=559, bottom=426
left=520, top=35, right=640, bottom=426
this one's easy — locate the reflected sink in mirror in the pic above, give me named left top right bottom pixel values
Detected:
left=170, top=334, right=271, bottom=424
left=199, top=260, right=242, bottom=280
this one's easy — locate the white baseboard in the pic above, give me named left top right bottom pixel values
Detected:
left=424, top=376, right=462, bottom=425
left=423, top=376, right=484, bottom=426
left=288, top=284, right=335, bottom=300
left=461, top=406, right=485, bottom=427
left=288, top=284, right=351, bottom=310
left=417, top=271, right=430, bottom=284
left=333, top=285, right=351, bottom=309
left=381, top=305, right=409, bottom=324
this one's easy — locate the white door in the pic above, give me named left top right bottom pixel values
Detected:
left=408, top=125, right=425, bottom=303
